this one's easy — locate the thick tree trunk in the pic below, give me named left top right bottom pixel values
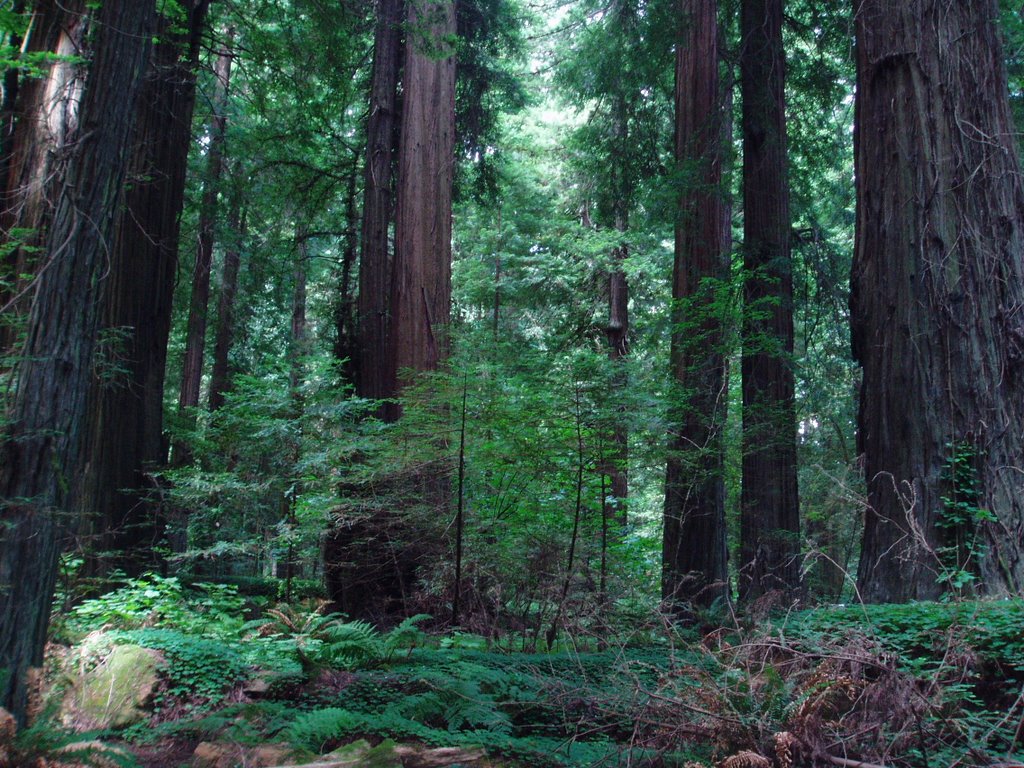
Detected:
left=326, top=0, right=455, bottom=614
left=386, top=0, right=455, bottom=417
left=738, top=0, right=800, bottom=600
left=662, top=0, right=730, bottom=611
left=852, top=0, right=1024, bottom=601
left=209, top=174, right=244, bottom=412
left=0, top=0, right=155, bottom=721
left=79, top=0, right=210, bottom=580
left=176, top=29, right=233, bottom=456
left=356, top=0, right=403, bottom=404
left=0, top=0, right=87, bottom=355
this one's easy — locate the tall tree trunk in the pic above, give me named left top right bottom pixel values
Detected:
left=604, top=238, right=629, bottom=530
left=0, top=0, right=155, bottom=721
left=78, top=0, right=210, bottom=580
left=209, top=171, right=245, bottom=412
left=604, top=87, right=631, bottom=532
left=356, top=0, right=403, bottom=404
left=281, top=237, right=308, bottom=596
left=176, top=28, right=233, bottom=459
left=852, top=0, right=1024, bottom=601
left=738, top=0, right=800, bottom=600
left=334, top=157, right=360, bottom=381
left=662, top=0, right=729, bottom=612
left=0, top=0, right=87, bottom=355
left=386, top=0, right=455, bottom=418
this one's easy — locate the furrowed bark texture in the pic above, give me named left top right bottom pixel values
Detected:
left=357, top=0, right=403, bottom=404
left=0, top=0, right=87, bottom=353
left=81, top=0, right=210, bottom=578
left=738, top=0, right=800, bottom=600
left=662, top=0, right=729, bottom=610
left=852, top=0, right=1024, bottom=601
left=0, top=0, right=155, bottom=720
left=387, top=0, right=455, bottom=417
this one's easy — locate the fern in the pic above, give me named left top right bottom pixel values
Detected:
left=380, top=613, right=431, bottom=660
left=286, top=708, right=366, bottom=750
left=319, top=619, right=381, bottom=669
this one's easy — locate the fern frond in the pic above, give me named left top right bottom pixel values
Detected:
left=382, top=614, right=431, bottom=655
left=287, top=708, right=365, bottom=749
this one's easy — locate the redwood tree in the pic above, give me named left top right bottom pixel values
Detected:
left=662, top=0, right=729, bottom=610
left=356, top=0, right=404, bottom=404
left=738, top=0, right=800, bottom=600
left=852, top=0, right=1024, bottom=600
left=0, top=0, right=155, bottom=720
left=0, top=0, right=87, bottom=354
left=386, top=0, right=456, bottom=413
left=80, top=0, right=211, bottom=578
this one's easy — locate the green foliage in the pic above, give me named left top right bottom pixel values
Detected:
left=290, top=646, right=679, bottom=765
left=792, top=599, right=1024, bottom=674
left=178, top=574, right=325, bottom=601
left=112, top=628, right=248, bottom=710
left=456, top=0, right=530, bottom=199
left=11, top=719, right=137, bottom=768
left=937, top=441, right=997, bottom=591
left=246, top=605, right=429, bottom=671
left=68, top=575, right=247, bottom=638
left=165, top=362, right=373, bottom=579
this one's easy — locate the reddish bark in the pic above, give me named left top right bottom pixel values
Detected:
left=0, top=0, right=87, bottom=354
left=385, top=0, right=456, bottom=419
left=662, top=0, right=730, bottom=610
left=738, top=0, right=800, bottom=600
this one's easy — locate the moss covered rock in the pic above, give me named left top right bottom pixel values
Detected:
left=62, top=643, right=162, bottom=730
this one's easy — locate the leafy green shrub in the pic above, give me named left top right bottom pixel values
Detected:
left=178, top=574, right=325, bottom=601
left=11, top=718, right=138, bottom=768
left=790, top=599, right=1024, bottom=673
left=69, top=574, right=247, bottom=638
left=286, top=645, right=681, bottom=766
left=439, top=632, right=489, bottom=650
left=113, top=629, right=248, bottom=710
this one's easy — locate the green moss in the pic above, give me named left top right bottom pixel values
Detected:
left=69, top=644, right=162, bottom=729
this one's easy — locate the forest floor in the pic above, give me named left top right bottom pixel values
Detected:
left=14, top=580, right=1024, bottom=768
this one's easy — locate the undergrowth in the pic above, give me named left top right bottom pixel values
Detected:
left=60, top=575, right=1024, bottom=768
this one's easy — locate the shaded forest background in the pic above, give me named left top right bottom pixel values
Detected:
left=1, top=2, right=1024, bottom=764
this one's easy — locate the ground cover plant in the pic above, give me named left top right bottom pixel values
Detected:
left=15, top=575, right=1023, bottom=768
